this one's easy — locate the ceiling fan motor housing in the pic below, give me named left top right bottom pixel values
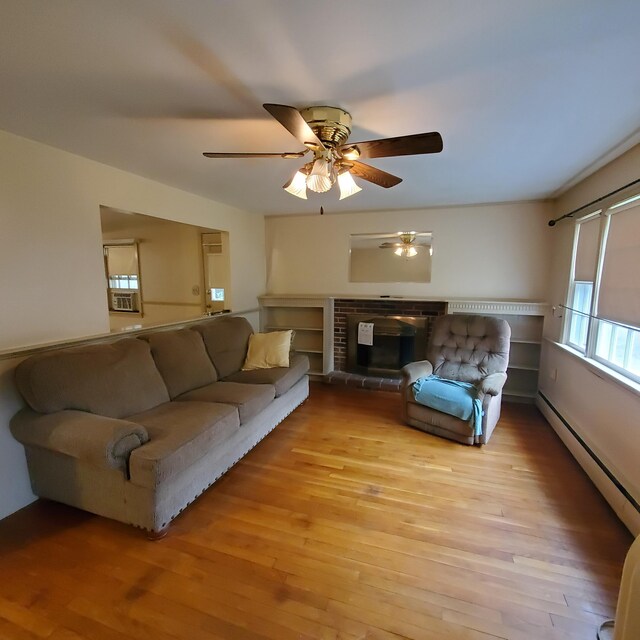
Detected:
left=299, top=106, right=352, bottom=147
left=399, top=232, right=416, bottom=244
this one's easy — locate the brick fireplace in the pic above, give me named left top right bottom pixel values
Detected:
left=332, top=298, right=446, bottom=374
left=346, top=314, right=428, bottom=376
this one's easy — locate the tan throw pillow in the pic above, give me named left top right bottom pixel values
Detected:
left=242, top=330, right=293, bottom=370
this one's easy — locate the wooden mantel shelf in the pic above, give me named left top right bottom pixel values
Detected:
left=260, top=294, right=548, bottom=316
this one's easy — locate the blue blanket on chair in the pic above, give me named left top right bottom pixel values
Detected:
left=412, top=375, right=484, bottom=436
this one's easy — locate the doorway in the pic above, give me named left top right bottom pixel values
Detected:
left=201, top=231, right=231, bottom=314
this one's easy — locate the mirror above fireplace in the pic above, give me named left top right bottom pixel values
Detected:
left=349, top=232, right=433, bottom=283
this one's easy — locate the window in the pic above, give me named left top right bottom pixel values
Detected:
left=595, top=320, right=640, bottom=380
left=210, top=288, right=225, bottom=301
left=103, top=243, right=141, bottom=312
left=567, top=281, right=593, bottom=351
left=109, top=274, right=139, bottom=290
left=564, top=192, right=640, bottom=384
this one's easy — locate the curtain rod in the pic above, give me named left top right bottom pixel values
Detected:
left=548, top=177, right=640, bottom=227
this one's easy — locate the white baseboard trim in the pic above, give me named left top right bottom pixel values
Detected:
left=536, top=392, right=640, bottom=536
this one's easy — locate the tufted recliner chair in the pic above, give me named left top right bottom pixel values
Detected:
left=401, top=314, right=511, bottom=445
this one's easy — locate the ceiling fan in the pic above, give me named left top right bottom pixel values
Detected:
left=203, top=104, right=443, bottom=200
left=379, top=232, right=432, bottom=257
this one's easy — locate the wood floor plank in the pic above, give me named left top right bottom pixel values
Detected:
left=0, top=383, right=632, bottom=639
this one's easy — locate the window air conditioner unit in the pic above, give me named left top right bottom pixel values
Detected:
left=111, top=291, right=139, bottom=312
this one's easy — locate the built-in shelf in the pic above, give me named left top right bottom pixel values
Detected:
left=504, top=389, right=538, bottom=402
left=449, top=302, right=548, bottom=403
left=259, top=296, right=334, bottom=379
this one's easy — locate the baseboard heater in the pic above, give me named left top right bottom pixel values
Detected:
left=537, top=392, right=640, bottom=523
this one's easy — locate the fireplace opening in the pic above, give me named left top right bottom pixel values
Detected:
left=346, top=315, right=428, bottom=377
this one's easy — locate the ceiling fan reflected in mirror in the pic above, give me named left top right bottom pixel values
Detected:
left=203, top=104, right=443, bottom=200
left=379, top=232, right=433, bottom=258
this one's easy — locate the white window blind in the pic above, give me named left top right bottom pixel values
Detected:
left=574, top=216, right=601, bottom=282
left=106, top=246, right=137, bottom=276
left=597, top=202, right=640, bottom=329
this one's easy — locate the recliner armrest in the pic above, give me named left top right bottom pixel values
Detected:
left=476, top=372, right=507, bottom=398
left=10, top=408, right=149, bottom=471
left=401, top=360, right=434, bottom=388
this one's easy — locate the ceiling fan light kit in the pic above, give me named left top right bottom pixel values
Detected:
left=377, top=231, right=432, bottom=258
left=395, top=232, right=418, bottom=257
left=283, top=170, right=309, bottom=199
left=306, top=157, right=333, bottom=193
left=203, top=103, right=443, bottom=201
left=338, top=170, right=362, bottom=200
left=395, top=246, right=418, bottom=257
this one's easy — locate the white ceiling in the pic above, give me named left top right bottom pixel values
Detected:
left=1, top=1, right=639, bottom=215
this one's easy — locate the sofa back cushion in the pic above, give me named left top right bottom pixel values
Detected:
left=15, top=339, right=170, bottom=418
left=144, top=329, right=217, bottom=399
left=193, top=316, right=253, bottom=379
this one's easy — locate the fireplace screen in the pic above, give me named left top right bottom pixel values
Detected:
left=346, top=315, right=428, bottom=376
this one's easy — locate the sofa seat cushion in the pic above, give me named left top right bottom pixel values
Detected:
left=224, top=353, right=310, bottom=397
left=144, top=329, right=217, bottom=398
left=127, top=401, right=239, bottom=488
left=15, top=339, right=169, bottom=419
left=176, top=382, right=275, bottom=425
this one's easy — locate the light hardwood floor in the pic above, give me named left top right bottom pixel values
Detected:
left=0, top=383, right=632, bottom=640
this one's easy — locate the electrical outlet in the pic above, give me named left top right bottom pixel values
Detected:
left=192, top=285, right=200, bottom=296
left=550, top=368, right=557, bottom=381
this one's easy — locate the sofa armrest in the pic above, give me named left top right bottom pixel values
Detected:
left=401, top=360, right=434, bottom=388
left=476, top=372, right=507, bottom=399
left=10, top=408, right=149, bottom=471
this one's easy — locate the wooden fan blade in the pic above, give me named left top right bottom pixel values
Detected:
left=263, top=103, right=326, bottom=150
left=340, top=132, right=443, bottom=159
left=349, top=161, right=402, bottom=188
left=203, top=151, right=306, bottom=159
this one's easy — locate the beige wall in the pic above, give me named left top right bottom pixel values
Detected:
left=539, top=143, right=640, bottom=533
left=0, top=129, right=265, bottom=351
left=265, top=201, right=553, bottom=301
left=0, top=129, right=265, bottom=520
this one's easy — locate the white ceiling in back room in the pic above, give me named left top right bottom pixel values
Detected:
left=0, top=0, right=639, bottom=215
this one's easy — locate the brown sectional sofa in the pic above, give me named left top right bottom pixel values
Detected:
left=10, top=316, right=309, bottom=534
